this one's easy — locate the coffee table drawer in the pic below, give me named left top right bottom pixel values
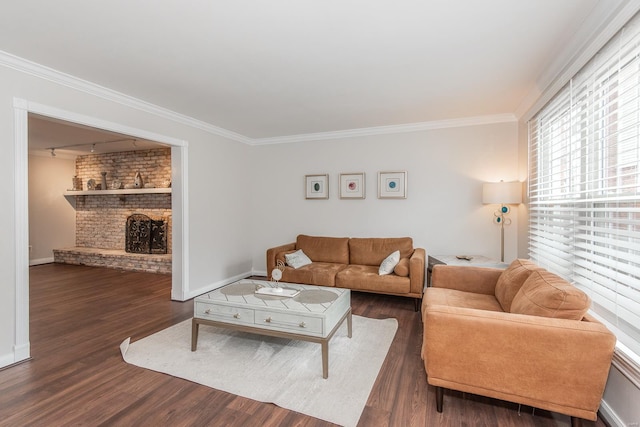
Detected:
left=195, top=301, right=255, bottom=325
left=255, top=309, right=323, bottom=335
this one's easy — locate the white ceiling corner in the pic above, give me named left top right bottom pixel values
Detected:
left=1, top=1, right=638, bottom=149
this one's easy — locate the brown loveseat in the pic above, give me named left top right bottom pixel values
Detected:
left=266, top=234, right=425, bottom=309
left=421, top=259, right=616, bottom=426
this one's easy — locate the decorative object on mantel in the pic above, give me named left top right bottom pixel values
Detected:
left=111, top=179, right=122, bottom=190
left=162, top=179, right=171, bottom=188
left=101, top=172, right=108, bottom=191
left=71, top=176, right=81, bottom=191
left=134, top=171, right=144, bottom=189
left=482, top=180, right=522, bottom=262
left=378, top=171, right=407, bottom=199
left=86, top=178, right=96, bottom=191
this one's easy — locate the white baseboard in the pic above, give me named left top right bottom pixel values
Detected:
left=183, top=271, right=253, bottom=300
left=599, top=399, right=625, bottom=427
left=29, top=257, right=54, bottom=266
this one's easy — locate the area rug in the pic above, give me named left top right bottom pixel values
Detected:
left=120, top=315, right=397, bottom=427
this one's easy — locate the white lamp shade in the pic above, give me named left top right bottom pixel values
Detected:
left=482, top=181, right=522, bottom=204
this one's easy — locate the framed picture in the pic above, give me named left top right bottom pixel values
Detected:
left=339, top=173, right=365, bottom=199
left=378, top=171, right=407, bottom=199
left=305, top=174, right=329, bottom=199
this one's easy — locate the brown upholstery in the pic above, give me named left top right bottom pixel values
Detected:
left=394, top=258, right=410, bottom=277
left=296, top=235, right=349, bottom=264
left=422, top=261, right=616, bottom=423
left=494, top=259, right=541, bottom=312
left=336, top=264, right=410, bottom=294
left=279, top=262, right=346, bottom=287
left=511, top=270, right=591, bottom=320
left=348, top=237, right=414, bottom=266
left=266, top=235, right=425, bottom=300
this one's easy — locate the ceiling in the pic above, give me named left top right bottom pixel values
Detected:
left=28, top=115, right=167, bottom=156
left=0, top=0, right=633, bottom=151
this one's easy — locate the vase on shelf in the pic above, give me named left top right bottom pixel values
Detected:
left=134, top=172, right=143, bottom=189
left=101, top=172, right=108, bottom=191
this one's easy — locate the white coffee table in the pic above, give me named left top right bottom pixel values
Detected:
left=192, top=279, right=352, bottom=378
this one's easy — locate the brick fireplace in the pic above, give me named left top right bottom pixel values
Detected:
left=53, top=148, right=172, bottom=274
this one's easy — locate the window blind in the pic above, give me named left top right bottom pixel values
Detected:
left=529, top=13, right=640, bottom=357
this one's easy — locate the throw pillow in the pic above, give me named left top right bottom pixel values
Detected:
left=285, top=249, right=312, bottom=269
left=379, top=250, right=400, bottom=275
left=510, top=270, right=591, bottom=320
left=394, top=258, right=410, bottom=277
left=494, top=259, right=542, bottom=312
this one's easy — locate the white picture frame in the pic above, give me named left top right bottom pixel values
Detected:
left=378, top=171, right=407, bottom=199
left=339, top=173, right=365, bottom=199
left=305, top=174, right=329, bottom=199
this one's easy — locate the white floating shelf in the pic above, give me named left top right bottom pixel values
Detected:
left=64, top=188, right=171, bottom=196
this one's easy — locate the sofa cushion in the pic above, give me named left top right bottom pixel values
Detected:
left=336, top=265, right=410, bottom=294
left=285, top=249, right=312, bottom=269
left=424, top=287, right=504, bottom=312
left=349, top=237, right=414, bottom=266
left=296, top=235, right=350, bottom=264
left=379, top=250, right=400, bottom=275
left=494, top=259, right=542, bottom=312
left=394, top=258, right=410, bottom=277
left=282, top=262, right=347, bottom=287
left=510, top=270, right=591, bottom=320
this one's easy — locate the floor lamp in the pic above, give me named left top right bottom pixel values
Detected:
left=482, top=181, right=522, bottom=262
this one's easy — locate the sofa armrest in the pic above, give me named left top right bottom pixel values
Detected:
left=431, top=265, right=502, bottom=295
left=409, top=248, right=426, bottom=295
left=266, top=242, right=296, bottom=275
left=423, top=306, right=616, bottom=419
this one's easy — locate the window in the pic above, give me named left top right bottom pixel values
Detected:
left=529, top=13, right=640, bottom=358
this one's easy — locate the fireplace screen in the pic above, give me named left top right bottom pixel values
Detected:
left=125, top=214, right=167, bottom=254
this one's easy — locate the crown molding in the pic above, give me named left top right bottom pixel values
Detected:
left=517, top=0, right=640, bottom=121
left=251, top=113, right=517, bottom=146
left=0, top=50, right=252, bottom=145
left=2, top=50, right=516, bottom=146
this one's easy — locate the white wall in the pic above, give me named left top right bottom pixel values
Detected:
left=0, top=63, right=253, bottom=366
left=28, top=153, right=76, bottom=264
left=249, top=121, right=520, bottom=274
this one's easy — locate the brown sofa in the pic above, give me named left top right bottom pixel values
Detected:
left=421, top=259, right=616, bottom=426
left=266, top=234, right=425, bottom=309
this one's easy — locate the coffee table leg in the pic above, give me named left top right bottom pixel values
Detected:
left=322, top=340, right=329, bottom=379
left=347, top=308, right=352, bottom=338
left=191, top=318, right=199, bottom=351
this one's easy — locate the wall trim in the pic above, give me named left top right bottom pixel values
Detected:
left=29, top=257, right=54, bottom=266
left=1, top=50, right=517, bottom=147
left=612, top=346, right=640, bottom=390
left=1, top=50, right=251, bottom=145
left=519, top=1, right=640, bottom=121
left=599, top=399, right=625, bottom=427
left=13, top=100, right=30, bottom=366
left=251, top=114, right=517, bottom=146
left=8, top=99, right=191, bottom=367
left=185, top=271, right=252, bottom=300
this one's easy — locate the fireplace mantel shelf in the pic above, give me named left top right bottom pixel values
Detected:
left=64, top=188, right=171, bottom=196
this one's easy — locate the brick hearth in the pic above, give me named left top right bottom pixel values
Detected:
left=54, top=247, right=171, bottom=274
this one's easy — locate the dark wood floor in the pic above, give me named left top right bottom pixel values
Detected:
left=0, top=264, right=607, bottom=426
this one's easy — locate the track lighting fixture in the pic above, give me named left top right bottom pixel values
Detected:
left=50, top=148, right=56, bottom=157
left=91, top=144, right=96, bottom=153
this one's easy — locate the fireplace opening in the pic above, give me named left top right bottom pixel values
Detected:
left=126, top=213, right=167, bottom=254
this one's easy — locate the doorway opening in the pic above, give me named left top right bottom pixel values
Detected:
left=13, top=99, right=189, bottom=364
